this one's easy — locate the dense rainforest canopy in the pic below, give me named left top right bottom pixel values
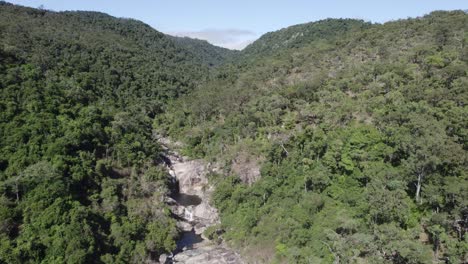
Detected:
left=162, top=10, right=468, bottom=264
left=0, top=2, right=228, bottom=263
left=0, top=1, right=467, bottom=263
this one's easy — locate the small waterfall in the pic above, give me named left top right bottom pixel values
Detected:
left=160, top=139, right=243, bottom=263
left=184, top=207, right=194, bottom=222
left=169, top=169, right=176, bottom=177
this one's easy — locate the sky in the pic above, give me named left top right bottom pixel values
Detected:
left=6, top=0, right=467, bottom=50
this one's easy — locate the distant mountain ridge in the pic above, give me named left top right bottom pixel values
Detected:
left=242, top=18, right=371, bottom=57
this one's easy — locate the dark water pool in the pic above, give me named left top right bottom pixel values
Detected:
left=171, top=193, right=202, bottom=206
left=174, top=230, right=203, bottom=254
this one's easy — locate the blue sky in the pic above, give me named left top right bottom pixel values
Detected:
left=6, top=0, right=467, bottom=49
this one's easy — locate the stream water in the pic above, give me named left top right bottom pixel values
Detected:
left=174, top=230, right=203, bottom=254
left=171, top=193, right=202, bottom=207
left=160, top=143, right=243, bottom=263
left=171, top=190, right=204, bottom=256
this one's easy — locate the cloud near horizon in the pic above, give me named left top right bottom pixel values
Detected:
left=168, top=28, right=258, bottom=50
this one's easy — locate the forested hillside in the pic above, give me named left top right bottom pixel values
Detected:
left=162, top=11, right=468, bottom=263
left=1, top=2, right=467, bottom=264
left=240, top=18, right=371, bottom=61
left=0, top=2, right=231, bottom=263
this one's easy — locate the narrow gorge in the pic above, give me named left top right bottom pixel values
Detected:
left=159, top=139, right=244, bottom=264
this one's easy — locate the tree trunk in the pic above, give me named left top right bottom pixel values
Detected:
left=14, top=179, right=19, bottom=204
left=415, top=172, right=423, bottom=204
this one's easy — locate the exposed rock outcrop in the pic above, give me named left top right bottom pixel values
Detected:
left=166, top=154, right=219, bottom=233
left=159, top=139, right=244, bottom=264
left=231, top=151, right=262, bottom=185
left=173, top=242, right=243, bottom=264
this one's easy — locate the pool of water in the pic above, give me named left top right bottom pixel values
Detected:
left=171, top=193, right=202, bottom=206
left=174, top=230, right=203, bottom=254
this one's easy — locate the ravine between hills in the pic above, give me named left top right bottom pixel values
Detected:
left=158, top=138, right=244, bottom=264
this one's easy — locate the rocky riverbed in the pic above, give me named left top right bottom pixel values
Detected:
left=159, top=140, right=244, bottom=264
